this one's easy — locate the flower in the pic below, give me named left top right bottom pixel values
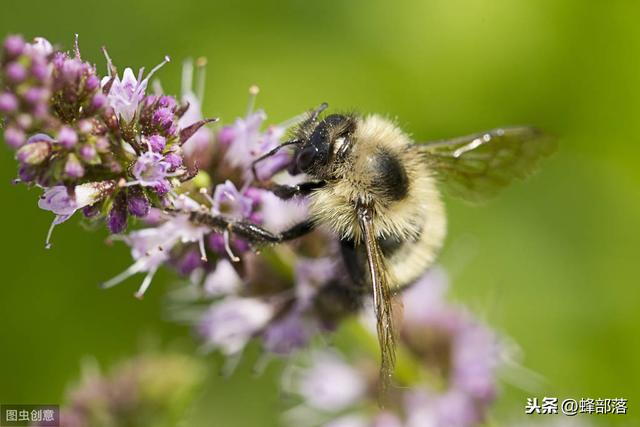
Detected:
left=103, top=209, right=209, bottom=298
left=56, top=353, right=204, bottom=427
left=38, top=181, right=115, bottom=246
left=198, top=297, right=275, bottom=355
left=216, top=86, right=303, bottom=182
left=203, top=259, right=243, bottom=296
left=101, top=56, right=170, bottom=123
left=130, top=151, right=173, bottom=187
left=283, top=268, right=502, bottom=427
left=289, top=350, right=368, bottom=412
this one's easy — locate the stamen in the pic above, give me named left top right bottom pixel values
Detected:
left=246, top=85, right=259, bottom=116
left=224, top=230, right=240, bottom=262
left=181, top=59, right=194, bottom=97
left=136, top=67, right=145, bottom=85
left=198, top=235, right=208, bottom=262
left=145, top=56, right=171, bottom=82
left=101, top=262, right=141, bottom=289
left=195, top=57, right=207, bottom=102
left=277, top=112, right=309, bottom=130
left=134, top=268, right=158, bottom=299
left=101, top=46, right=115, bottom=77
left=199, top=188, right=215, bottom=206
left=152, top=79, right=164, bottom=95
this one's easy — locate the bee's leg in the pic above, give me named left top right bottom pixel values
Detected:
left=190, top=211, right=315, bottom=244
left=267, top=181, right=325, bottom=200
left=251, top=139, right=301, bottom=181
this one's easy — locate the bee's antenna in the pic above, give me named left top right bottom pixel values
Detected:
left=251, top=139, right=302, bottom=182
left=310, top=102, right=328, bottom=122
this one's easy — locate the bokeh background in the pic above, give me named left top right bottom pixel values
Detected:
left=1, top=0, right=639, bottom=425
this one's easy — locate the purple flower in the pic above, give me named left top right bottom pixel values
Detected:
left=262, top=308, right=314, bottom=355
left=203, top=259, right=243, bottom=296
left=286, top=350, right=367, bottom=412
left=103, top=205, right=209, bottom=298
left=211, top=180, right=254, bottom=218
left=130, top=151, right=173, bottom=187
left=38, top=181, right=116, bottom=248
left=101, top=56, right=170, bottom=123
left=127, top=186, right=150, bottom=218
left=398, top=270, right=501, bottom=426
left=219, top=110, right=266, bottom=165
left=198, top=297, right=275, bottom=355
left=174, top=249, right=204, bottom=276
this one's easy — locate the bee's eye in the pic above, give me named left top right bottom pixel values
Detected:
left=297, top=145, right=318, bottom=171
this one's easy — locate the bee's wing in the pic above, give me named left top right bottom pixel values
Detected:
left=357, top=206, right=397, bottom=404
left=420, top=126, right=556, bottom=203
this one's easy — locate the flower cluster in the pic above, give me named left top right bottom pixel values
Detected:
left=106, top=87, right=359, bottom=357
left=3, top=35, right=511, bottom=427
left=0, top=35, right=214, bottom=246
left=49, top=353, right=204, bottom=427
left=282, top=269, right=503, bottom=427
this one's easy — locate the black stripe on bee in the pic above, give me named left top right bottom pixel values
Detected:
left=372, top=149, right=409, bottom=201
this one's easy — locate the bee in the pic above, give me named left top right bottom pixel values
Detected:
left=190, top=103, right=556, bottom=398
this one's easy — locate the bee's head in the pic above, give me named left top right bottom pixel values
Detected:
left=292, top=113, right=356, bottom=178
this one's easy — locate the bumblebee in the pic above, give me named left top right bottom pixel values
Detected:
left=191, top=103, right=556, bottom=395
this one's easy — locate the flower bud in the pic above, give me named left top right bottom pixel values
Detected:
left=27, top=37, right=53, bottom=56
left=17, top=140, right=51, bottom=164
left=127, top=186, right=150, bottom=217
left=77, top=119, right=93, bottom=134
left=165, top=152, right=183, bottom=169
left=3, top=35, right=25, bottom=57
left=85, top=74, right=100, bottom=91
left=30, top=60, right=50, bottom=81
left=108, top=191, right=128, bottom=233
left=90, top=93, right=106, bottom=111
left=0, top=92, right=18, bottom=113
left=23, top=87, right=47, bottom=105
left=148, top=134, right=166, bottom=152
left=4, top=126, right=26, bottom=148
left=64, top=153, right=85, bottom=178
left=58, top=126, right=78, bottom=148
left=95, top=137, right=110, bottom=153
left=5, top=62, right=27, bottom=83
left=157, top=95, right=177, bottom=110
left=80, top=144, right=97, bottom=161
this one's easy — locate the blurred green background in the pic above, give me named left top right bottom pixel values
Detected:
left=1, top=0, right=639, bottom=425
